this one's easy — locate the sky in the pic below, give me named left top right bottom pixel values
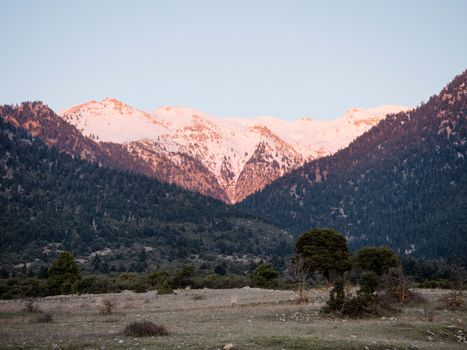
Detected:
left=1, top=0, right=466, bottom=121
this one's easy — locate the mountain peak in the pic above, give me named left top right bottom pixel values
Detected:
left=101, top=97, right=127, bottom=107
left=55, top=99, right=409, bottom=203
left=59, top=99, right=165, bottom=144
left=102, top=97, right=121, bottom=103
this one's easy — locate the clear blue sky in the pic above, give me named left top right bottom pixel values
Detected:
left=1, top=0, right=466, bottom=120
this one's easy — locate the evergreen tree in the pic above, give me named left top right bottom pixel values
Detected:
left=355, top=246, right=400, bottom=276
left=47, top=251, right=81, bottom=295
left=295, top=228, right=352, bottom=286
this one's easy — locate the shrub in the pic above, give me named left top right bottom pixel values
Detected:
left=191, top=294, right=205, bottom=301
left=358, top=272, right=380, bottom=296
left=381, top=267, right=417, bottom=304
left=418, top=279, right=451, bottom=289
left=251, top=264, right=279, bottom=289
left=148, top=271, right=169, bottom=287
left=322, top=277, right=383, bottom=318
left=191, top=274, right=249, bottom=289
left=0, top=278, right=49, bottom=299
left=76, top=275, right=117, bottom=294
left=341, top=295, right=369, bottom=318
left=424, top=305, right=434, bottom=322
left=114, top=272, right=148, bottom=293
left=124, top=321, right=168, bottom=337
left=439, top=290, right=465, bottom=310
left=171, top=265, right=195, bottom=289
left=323, top=278, right=347, bottom=313
left=157, top=279, right=174, bottom=295
left=36, top=312, right=53, bottom=323
left=23, top=299, right=40, bottom=313
left=99, top=298, right=114, bottom=315
left=438, top=265, right=466, bottom=310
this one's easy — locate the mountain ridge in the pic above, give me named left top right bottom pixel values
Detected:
left=58, top=100, right=409, bottom=203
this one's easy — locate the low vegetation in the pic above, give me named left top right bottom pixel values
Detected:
left=35, top=312, right=53, bottom=323
left=1, top=234, right=466, bottom=301
left=23, top=299, right=40, bottom=313
left=99, top=298, right=114, bottom=315
left=124, top=320, right=168, bottom=337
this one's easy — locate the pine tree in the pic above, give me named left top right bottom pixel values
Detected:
left=47, top=251, right=81, bottom=295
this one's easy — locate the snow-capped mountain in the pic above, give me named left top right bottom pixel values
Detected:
left=59, top=99, right=409, bottom=203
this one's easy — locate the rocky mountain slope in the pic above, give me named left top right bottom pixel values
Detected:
left=59, top=100, right=408, bottom=203
left=0, top=102, right=155, bottom=178
left=237, top=71, right=467, bottom=260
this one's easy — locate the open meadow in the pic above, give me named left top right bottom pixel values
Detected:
left=0, top=288, right=465, bottom=350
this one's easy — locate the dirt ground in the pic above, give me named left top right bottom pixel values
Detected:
left=0, top=287, right=465, bottom=349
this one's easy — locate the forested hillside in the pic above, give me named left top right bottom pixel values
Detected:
left=238, top=71, right=467, bottom=260
left=0, top=117, right=291, bottom=269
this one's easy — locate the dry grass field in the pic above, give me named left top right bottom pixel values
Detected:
left=0, top=287, right=465, bottom=349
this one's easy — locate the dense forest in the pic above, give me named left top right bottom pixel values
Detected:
left=238, top=71, right=467, bottom=260
left=0, top=117, right=292, bottom=271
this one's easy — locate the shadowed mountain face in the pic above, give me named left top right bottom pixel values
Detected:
left=237, top=71, right=467, bottom=260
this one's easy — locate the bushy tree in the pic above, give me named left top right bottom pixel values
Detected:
left=251, top=264, right=279, bottom=288
left=295, top=228, right=352, bottom=286
left=171, top=265, right=195, bottom=289
left=47, top=251, right=81, bottom=294
left=355, top=246, right=400, bottom=276
left=214, top=264, right=227, bottom=276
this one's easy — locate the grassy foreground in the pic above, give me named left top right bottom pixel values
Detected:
left=0, top=288, right=465, bottom=349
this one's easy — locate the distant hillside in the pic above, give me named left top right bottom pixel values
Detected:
left=238, top=71, right=467, bottom=260
left=0, top=115, right=292, bottom=269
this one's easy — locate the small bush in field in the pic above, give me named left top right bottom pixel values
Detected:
left=191, top=294, right=205, bottom=301
left=322, top=278, right=377, bottom=318
left=424, top=305, right=434, bottom=322
left=340, top=295, right=369, bottom=318
left=23, top=299, right=40, bottom=313
left=157, top=279, right=174, bottom=295
left=99, top=298, right=114, bottom=315
left=124, top=320, right=168, bottom=337
left=439, top=290, right=465, bottom=310
left=438, top=265, right=466, bottom=310
left=36, top=312, right=53, bottom=323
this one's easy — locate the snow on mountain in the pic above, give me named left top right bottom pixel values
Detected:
left=60, top=98, right=167, bottom=143
left=59, top=100, right=410, bottom=203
